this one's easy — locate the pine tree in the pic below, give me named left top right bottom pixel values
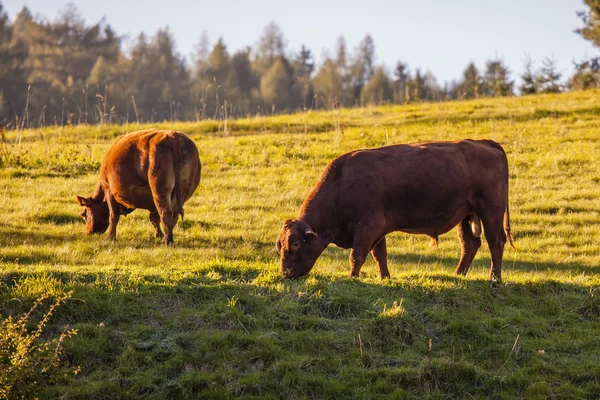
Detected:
left=360, top=66, right=393, bottom=105
left=408, top=68, right=425, bottom=101
left=191, top=38, right=233, bottom=119
left=570, top=57, right=600, bottom=90
left=484, top=59, right=513, bottom=97
left=572, top=1, right=600, bottom=91
left=575, top=0, right=600, bottom=47
left=456, top=62, right=482, bottom=99
left=538, top=56, right=562, bottom=93
left=519, top=56, right=539, bottom=95
left=393, top=61, right=409, bottom=103
left=260, top=56, right=294, bottom=113
left=230, top=48, right=258, bottom=114
left=350, top=34, right=375, bottom=104
left=422, top=71, right=442, bottom=101
left=333, top=36, right=352, bottom=106
left=293, top=45, right=315, bottom=109
left=254, top=22, right=286, bottom=75
left=312, top=58, right=344, bottom=109
left=192, top=30, right=210, bottom=76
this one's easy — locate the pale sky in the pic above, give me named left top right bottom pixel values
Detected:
left=3, top=0, right=598, bottom=86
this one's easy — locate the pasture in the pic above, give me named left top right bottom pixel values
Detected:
left=1, top=90, right=600, bottom=399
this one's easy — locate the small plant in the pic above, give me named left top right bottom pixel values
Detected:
left=0, top=291, right=79, bottom=400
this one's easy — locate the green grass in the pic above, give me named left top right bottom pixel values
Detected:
left=1, top=90, right=600, bottom=399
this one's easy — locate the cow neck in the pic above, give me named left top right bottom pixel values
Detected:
left=91, top=183, right=105, bottom=202
left=297, top=198, right=337, bottom=245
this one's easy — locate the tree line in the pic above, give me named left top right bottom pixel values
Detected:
left=0, top=2, right=599, bottom=127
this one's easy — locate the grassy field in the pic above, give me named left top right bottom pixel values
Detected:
left=1, top=90, right=600, bottom=399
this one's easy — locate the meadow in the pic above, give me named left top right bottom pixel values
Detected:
left=1, top=90, right=600, bottom=399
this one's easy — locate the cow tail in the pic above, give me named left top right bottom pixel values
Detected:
left=491, top=140, right=515, bottom=250
left=172, top=136, right=184, bottom=221
left=504, top=198, right=514, bottom=249
left=503, top=153, right=514, bottom=249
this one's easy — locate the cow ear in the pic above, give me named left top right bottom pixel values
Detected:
left=77, top=195, right=91, bottom=206
left=305, top=230, right=317, bottom=242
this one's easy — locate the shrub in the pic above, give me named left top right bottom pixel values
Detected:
left=0, top=292, right=79, bottom=399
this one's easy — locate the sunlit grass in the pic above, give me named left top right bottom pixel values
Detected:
left=1, top=90, right=600, bottom=398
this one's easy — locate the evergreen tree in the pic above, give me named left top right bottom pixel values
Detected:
left=260, top=56, right=295, bottom=113
left=254, top=22, right=286, bottom=75
left=312, top=58, right=344, bottom=109
left=393, top=61, right=409, bottom=103
left=538, top=56, right=562, bottom=93
left=483, top=59, right=513, bottom=97
left=0, top=2, right=13, bottom=120
left=519, top=56, right=539, bottom=95
left=570, top=57, right=600, bottom=90
left=360, top=66, right=393, bottom=105
left=191, top=38, right=232, bottom=119
left=230, top=48, right=258, bottom=115
left=333, top=36, right=352, bottom=106
left=408, top=68, right=426, bottom=101
left=456, top=62, right=482, bottom=99
left=293, top=45, right=315, bottom=109
left=573, top=2, right=600, bottom=91
left=422, top=71, right=443, bottom=101
left=576, top=0, right=600, bottom=47
left=192, top=30, right=210, bottom=76
left=128, top=29, right=190, bottom=122
left=350, top=34, right=375, bottom=104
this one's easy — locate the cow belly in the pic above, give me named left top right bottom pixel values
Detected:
left=390, top=202, right=470, bottom=237
left=114, top=186, right=156, bottom=210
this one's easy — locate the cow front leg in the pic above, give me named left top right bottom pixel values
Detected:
left=349, top=247, right=369, bottom=277
left=105, top=192, right=121, bottom=240
left=371, top=237, right=390, bottom=279
left=350, top=219, right=384, bottom=277
left=149, top=211, right=164, bottom=239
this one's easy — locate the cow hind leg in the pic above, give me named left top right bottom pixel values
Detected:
left=159, top=209, right=178, bottom=245
left=149, top=211, right=164, bottom=239
left=371, top=237, right=390, bottom=279
left=480, top=210, right=507, bottom=281
left=149, top=151, right=178, bottom=245
left=455, top=217, right=482, bottom=276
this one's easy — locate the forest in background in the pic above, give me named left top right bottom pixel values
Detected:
left=1, top=1, right=600, bottom=127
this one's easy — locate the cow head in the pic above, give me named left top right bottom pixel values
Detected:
left=276, top=219, right=326, bottom=278
left=77, top=195, right=109, bottom=234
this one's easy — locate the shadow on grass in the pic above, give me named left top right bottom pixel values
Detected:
left=34, top=212, right=81, bottom=225
left=0, top=225, right=79, bottom=244
left=384, top=251, right=599, bottom=275
left=2, top=264, right=599, bottom=399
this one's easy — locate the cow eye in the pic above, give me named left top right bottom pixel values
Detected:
left=81, top=210, right=87, bottom=220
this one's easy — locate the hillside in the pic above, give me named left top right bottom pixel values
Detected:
left=1, top=91, right=600, bottom=398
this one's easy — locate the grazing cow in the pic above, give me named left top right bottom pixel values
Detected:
left=276, top=139, right=514, bottom=281
left=77, top=129, right=201, bottom=244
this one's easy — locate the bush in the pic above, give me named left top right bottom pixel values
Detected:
left=0, top=292, right=79, bottom=399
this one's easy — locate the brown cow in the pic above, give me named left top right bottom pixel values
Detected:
left=77, top=129, right=201, bottom=244
left=276, top=139, right=514, bottom=281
